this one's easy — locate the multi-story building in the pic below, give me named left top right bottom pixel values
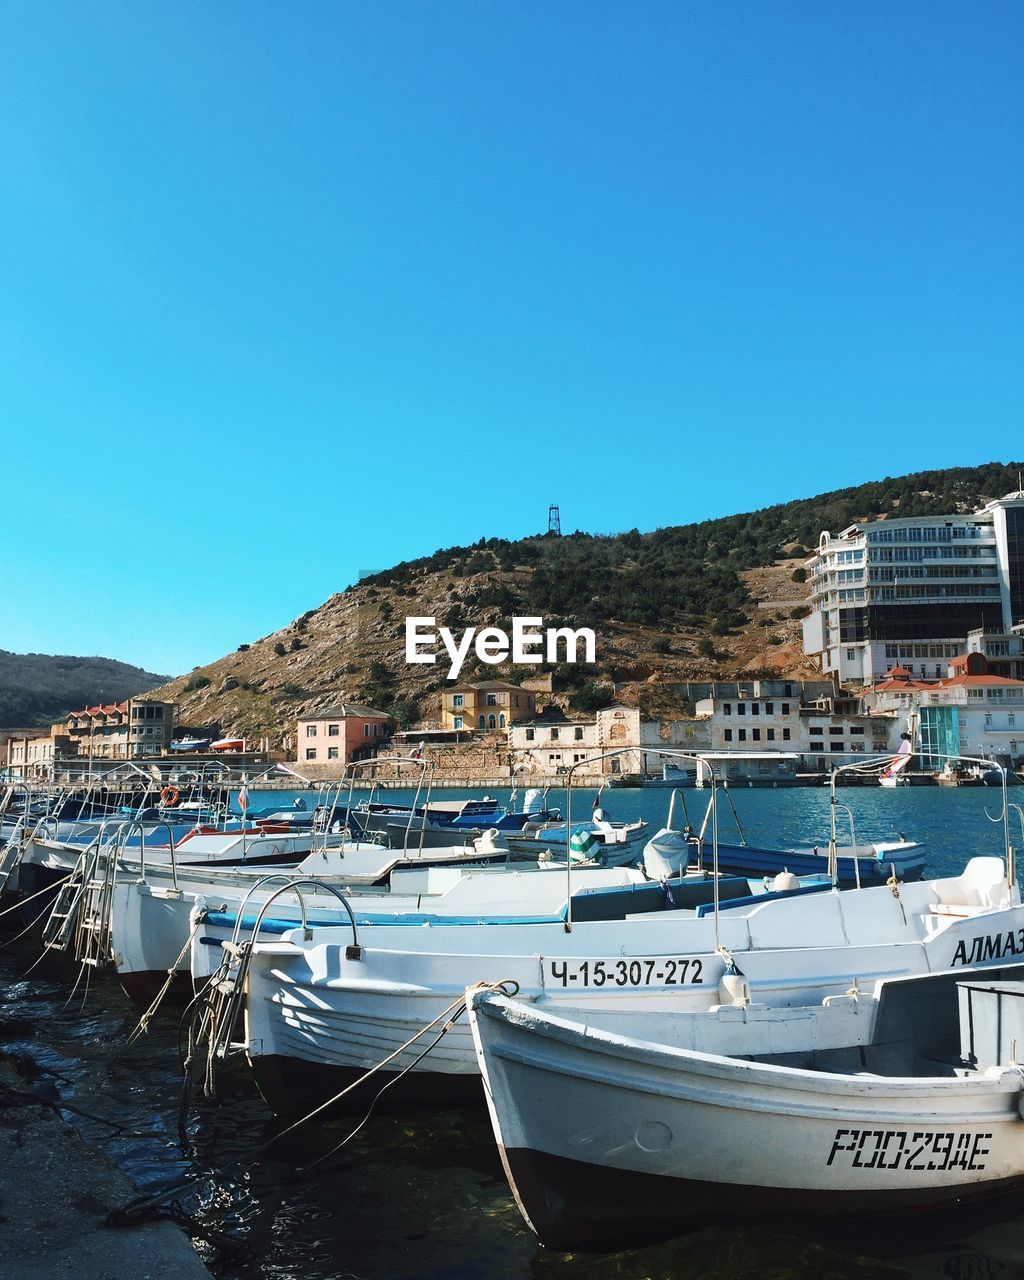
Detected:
left=296, top=704, right=391, bottom=766
left=442, top=681, right=535, bottom=732
left=5, top=732, right=74, bottom=778
left=802, top=489, right=1024, bottom=686
left=861, top=652, right=1024, bottom=768
left=694, top=688, right=896, bottom=775
left=508, top=706, right=710, bottom=777
left=63, top=699, right=176, bottom=760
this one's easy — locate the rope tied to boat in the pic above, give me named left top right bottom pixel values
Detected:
left=139, top=977, right=523, bottom=1223
left=887, top=863, right=907, bottom=924
left=125, top=907, right=209, bottom=1047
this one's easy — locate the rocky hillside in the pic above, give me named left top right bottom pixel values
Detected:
left=150, top=461, right=1024, bottom=745
left=0, top=651, right=169, bottom=729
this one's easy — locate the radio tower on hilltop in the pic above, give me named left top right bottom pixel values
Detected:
left=547, top=504, right=561, bottom=536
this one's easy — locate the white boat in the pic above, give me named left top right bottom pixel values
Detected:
left=468, top=969, right=1024, bottom=1250
left=105, top=854, right=661, bottom=1004
left=239, top=856, right=1024, bottom=1113
left=504, top=809, right=647, bottom=864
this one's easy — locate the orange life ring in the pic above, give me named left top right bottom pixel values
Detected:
left=160, top=785, right=181, bottom=807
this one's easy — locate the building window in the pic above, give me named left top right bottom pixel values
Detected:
left=306, top=725, right=317, bottom=737
left=327, top=747, right=339, bottom=760
left=486, top=693, right=498, bottom=706
left=574, top=726, right=583, bottom=740
left=499, top=713, right=506, bottom=728
left=752, top=728, right=761, bottom=741
left=454, top=717, right=464, bottom=730
left=525, top=728, right=534, bottom=741
left=363, top=724, right=370, bottom=737
left=829, top=727, right=843, bottom=736
left=752, top=703, right=760, bottom=716
left=846, top=649, right=856, bottom=660
left=738, top=728, right=747, bottom=742
left=849, top=726, right=865, bottom=735
left=724, top=728, right=733, bottom=742
left=723, top=703, right=732, bottom=716
left=478, top=715, right=486, bottom=729
left=767, top=728, right=775, bottom=741
left=488, top=714, right=497, bottom=729
left=328, top=724, right=339, bottom=737
left=830, top=742, right=845, bottom=752
left=737, top=704, right=746, bottom=716
left=373, top=724, right=379, bottom=736
left=781, top=703, right=790, bottom=715
left=453, top=694, right=464, bottom=708
left=551, top=727, right=560, bottom=740
left=765, top=702, right=774, bottom=715
left=305, top=748, right=317, bottom=760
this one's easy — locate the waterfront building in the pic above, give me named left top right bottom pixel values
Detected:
left=5, top=731, right=73, bottom=778
left=802, top=489, right=1024, bottom=687
left=860, top=653, right=1024, bottom=769
left=509, top=706, right=709, bottom=778
left=693, top=687, right=895, bottom=776
left=63, top=698, right=177, bottom=760
left=296, top=704, right=391, bottom=766
left=441, top=681, right=535, bottom=732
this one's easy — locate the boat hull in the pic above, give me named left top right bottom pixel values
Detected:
left=498, top=1146, right=1024, bottom=1251
left=470, top=994, right=1024, bottom=1251
left=711, top=841, right=926, bottom=887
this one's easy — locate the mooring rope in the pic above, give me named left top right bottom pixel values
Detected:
left=113, top=977, right=521, bottom=1227
left=125, top=912, right=206, bottom=1046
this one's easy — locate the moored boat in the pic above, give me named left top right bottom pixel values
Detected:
left=468, top=968, right=1024, bottom=1250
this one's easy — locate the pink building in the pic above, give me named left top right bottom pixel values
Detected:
left=296, top=704, right=391, bottom=766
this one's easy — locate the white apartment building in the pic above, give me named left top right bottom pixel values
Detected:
left=802, top=489, right=1024, bottom=687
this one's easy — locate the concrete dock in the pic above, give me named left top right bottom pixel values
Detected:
left=0, top=1060, right=213, bottom=1280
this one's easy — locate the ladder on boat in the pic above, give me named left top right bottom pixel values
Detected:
left=41, top=822, right=122, bottom=967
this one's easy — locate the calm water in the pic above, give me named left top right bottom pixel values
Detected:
left=3, top=786, right=1024, bottom=1280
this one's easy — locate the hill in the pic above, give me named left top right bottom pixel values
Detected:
left=150, top=461, right=1024, bottom=745
left=0, top=652, right=170, bottom=730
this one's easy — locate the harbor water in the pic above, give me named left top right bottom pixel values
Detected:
left=3, top=785, right=1024, bottom=1280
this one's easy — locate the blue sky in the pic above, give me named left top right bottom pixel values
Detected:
left=1, top=2, right=1021, bottom=675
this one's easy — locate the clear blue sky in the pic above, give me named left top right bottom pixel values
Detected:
left=2, top=2, right=1021, bottom=676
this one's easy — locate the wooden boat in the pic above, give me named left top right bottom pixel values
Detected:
left=468, top=968, right=1024, bottom=1250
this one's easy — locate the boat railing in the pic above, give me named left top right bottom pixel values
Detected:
left=829, top=751, right=1013, bottom=889
left=124, top=819, right=179, bottom=890
left=562, top=748, right=799, bottom=948
left=207, top=876, right=362, bottom=1061
left=341, top=756, right=434, bottom=854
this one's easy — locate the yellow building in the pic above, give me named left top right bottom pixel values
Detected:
left=442, top=681, right=535, bottom=732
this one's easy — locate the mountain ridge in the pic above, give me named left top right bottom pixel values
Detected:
left=147, top=460, right=1024, bottom=745
left=0, top=651, right=169, bottom=730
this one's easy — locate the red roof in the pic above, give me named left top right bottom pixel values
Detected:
left=938, top=672, right=1024, bottom=689
left=867, top=667, right=933, bottom=693
left=68, top=700, right=129, bottom=718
